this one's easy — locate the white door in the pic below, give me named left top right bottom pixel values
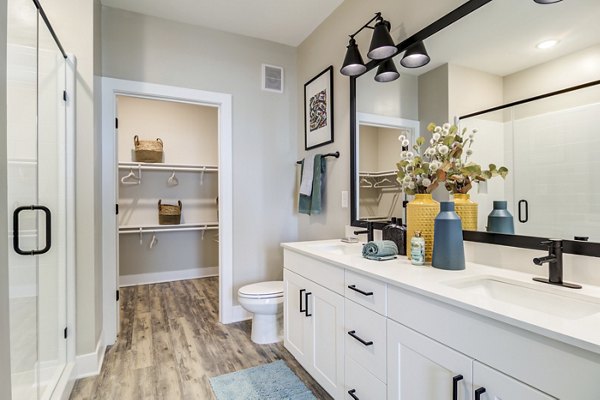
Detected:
left=473, top=361, right=556, bottom=400
left=283, top=269, right=311, bottom=364
left=387, top=320, right=472, bottom=400
left=308, top=280, right=345, bottom=399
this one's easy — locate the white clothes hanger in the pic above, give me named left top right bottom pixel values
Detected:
left=374, top=177, right=393, bottom=188
left=167, top=171, right=179, bottom=187
left=360, top=177, right=373, bottom=188
left=121, top=168, right=141, bottom=185
left=150, top=233, right=158, bottom=249
left=200, top=166, right=206, bottom=185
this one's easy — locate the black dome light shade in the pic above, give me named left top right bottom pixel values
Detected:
left=374, top=58, right=400, bottom=82
left=533, top=0, right=562, bottom=3
left=400, top=41, right=431, bottom=68
left=340, top=38, right=367, bottom=76
left=367, top=20, right=398, bottom=60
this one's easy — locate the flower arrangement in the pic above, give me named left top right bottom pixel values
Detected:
left=396, top=122, right=508, bottom=195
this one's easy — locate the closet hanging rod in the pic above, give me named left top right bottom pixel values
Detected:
left=119, top=222, right=219, bottom=231
left=118, top=163, right=218, bottom=172
left=296, top=151, right=340, bottom=164
left=119, top=226, right=219, bottom=234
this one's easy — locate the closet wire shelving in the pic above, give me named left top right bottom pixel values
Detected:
left=118, top=161, right=219, bottom=235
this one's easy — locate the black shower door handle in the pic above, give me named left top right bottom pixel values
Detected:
left=518, top=199, right=528, bottom=223
left=13, top=205, right=52, bottom=255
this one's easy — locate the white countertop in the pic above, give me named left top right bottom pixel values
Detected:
left=281, top=239, right=600, bottom=356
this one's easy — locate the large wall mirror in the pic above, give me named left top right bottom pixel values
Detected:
left=350, top=0, right=600, bottom=256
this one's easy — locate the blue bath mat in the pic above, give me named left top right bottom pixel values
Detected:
left=209, top=360, right=316, bottom=400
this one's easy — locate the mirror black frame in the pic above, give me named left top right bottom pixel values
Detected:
left=349, top=0, right=600, bottom=257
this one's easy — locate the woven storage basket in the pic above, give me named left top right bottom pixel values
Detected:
left=158, top=200, right=182, bottom=225
left=134, top=135, right=163, bottom=163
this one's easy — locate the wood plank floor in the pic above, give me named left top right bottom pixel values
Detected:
left=70, top=277, right=332, bottom=400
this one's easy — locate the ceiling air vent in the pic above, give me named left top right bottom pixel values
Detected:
left=262, top=64, right=284, bottom=93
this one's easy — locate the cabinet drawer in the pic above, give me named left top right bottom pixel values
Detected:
left=345, top=299, right=387, bottom=382
left=345, top=356, right=386, bottom=400
left=345, top=270, right=387, bottom=315
left=284, top=250, right=345, bottom=295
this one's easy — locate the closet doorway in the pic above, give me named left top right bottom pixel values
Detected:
left=101, top=79, right=233, bottom=344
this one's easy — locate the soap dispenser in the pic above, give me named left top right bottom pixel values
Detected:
left=383, top=217, right=407, bottom=256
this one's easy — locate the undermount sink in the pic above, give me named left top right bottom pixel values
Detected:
left=305, top=242, right=362, bottom=256
left=444, top=276, right=600, bottom=320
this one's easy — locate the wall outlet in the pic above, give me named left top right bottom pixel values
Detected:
left=341, top=191, right=349, bottom=208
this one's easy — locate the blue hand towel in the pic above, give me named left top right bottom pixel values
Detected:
left=299, top=154, right=326, bottom=215
left=362, top=240, right=398, bottom=260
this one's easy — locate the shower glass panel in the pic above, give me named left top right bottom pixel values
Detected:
left=7, top=0, right=68, bottom=398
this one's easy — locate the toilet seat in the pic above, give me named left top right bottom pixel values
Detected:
left=238, top=281, right=283, bottom=299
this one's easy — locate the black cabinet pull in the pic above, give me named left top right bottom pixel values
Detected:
left=348, top=389, right=359, bottom=400
left=452, top=374, right=463, bottom=400
left=347, top=284, right=373, bottom=296
left=299, top=289, right=306, bottom=313
left=475, top=387, right=486, bottom=400
left=518, top=199, right=528, bottom=223
left=304, top=292, right=312, bottom=317
left=347, top=330, right=373, bottom=346
left=13, top=205, right=52, bottom=256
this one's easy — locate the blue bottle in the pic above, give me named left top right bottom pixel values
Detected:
left=487, top=201, right=514, bottom=234
left=432, top=202, right=465, bottom=271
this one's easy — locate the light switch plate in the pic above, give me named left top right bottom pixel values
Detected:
left=341, top=191, right=349, bottom=208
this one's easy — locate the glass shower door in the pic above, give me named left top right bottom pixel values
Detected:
left=7, top=0, right=68, bottom=398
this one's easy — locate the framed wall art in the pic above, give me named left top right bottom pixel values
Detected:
left=304, top=65, right=334, bottom=150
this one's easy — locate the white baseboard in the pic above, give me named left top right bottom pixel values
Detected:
left=230, top=305, right=252, bottom=323
left=119, top=267, right=218, bottom=287
left=76, top=334, right=106, bottom=379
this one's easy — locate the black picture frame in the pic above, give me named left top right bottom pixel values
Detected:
left=304, top=66, right=334, bottom=150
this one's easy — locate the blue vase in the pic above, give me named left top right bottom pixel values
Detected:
left=487, top=201, right=514, bottom=234
left=432, top=202, right=465, bottom=270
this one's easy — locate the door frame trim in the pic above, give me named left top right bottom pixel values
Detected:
left=101, top=78, right=235, bottom=345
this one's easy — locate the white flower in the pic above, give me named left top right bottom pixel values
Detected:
left=439, top=145, right=449, bottom=155
left=407, top=182, right=415, bottom=190
left=434, top=126, right=442, bottom=133
left=401, top=139, right=410, bottom=147
left=442, top=123, right=451, bottom=130
left=422, top=178, right=432, bottom=187
left=398, top=134, right=406, bottom=142
left=416, top=175, right=422, bottom=183
left=432, top=132, right=441, bottom=141
left=400, top=151, right=407, bottom=160
left=466, top=149, right=473, bottom=156
left=406, top=151, right=414, bottom=160
left=430, top=139, right=436, bottom=145
left=429, top=163, right=439, bottom=172
left=403, top=175, right=411, bottom=183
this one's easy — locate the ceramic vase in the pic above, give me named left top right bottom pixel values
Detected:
left=407, top=194, right=440, bottom=262
left=432, top=201, right=465, bottom=270
left=487, top=200, right=514, bottom=234
left=452, top=193, right=478, bottom=231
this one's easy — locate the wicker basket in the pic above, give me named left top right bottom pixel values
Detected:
left=158, top=200, right=182, bottom=225
left=134, top=135, right=163, bottom=163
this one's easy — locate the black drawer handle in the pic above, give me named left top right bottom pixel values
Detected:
left=518, top=199, right=528, bottom=223
left=347, top=284, right=373, bottom=296
left=305, top=292, right=312, bottom=317
left=348, top=389, right=359, bottom=400
left=347, top=330, right=373, bottom=346
left=452, top=374, right=463, bottom=400
left=299, top=289, right=306, bottom=313
left=13, top=205, right=52, bottom=256
left=475, top=387, right=486, bottom=400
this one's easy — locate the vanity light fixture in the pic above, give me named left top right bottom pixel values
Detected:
left=400, top=41, right=431, bottom=68
left=374, top=58, right=400, bottom=82
left=340, top=12, right=398, bottom=76
left=536, top=39, right=559, bottom=49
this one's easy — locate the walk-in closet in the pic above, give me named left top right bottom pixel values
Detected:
left=116, top=96, right=219, bottom=287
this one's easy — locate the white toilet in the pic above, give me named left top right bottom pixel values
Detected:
left=238, top=281, right=284, bottom=344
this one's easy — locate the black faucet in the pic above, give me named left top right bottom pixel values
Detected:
left=354, top=221, right=374, bottom=242
left=532, top=239, right=581, bottom=289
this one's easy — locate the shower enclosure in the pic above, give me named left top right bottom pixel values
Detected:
left=6, top=0, right=75, bottom=398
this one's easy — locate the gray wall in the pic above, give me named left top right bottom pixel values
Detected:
left=1, top=0, right=13, bottom=396
left=101, top=6, right=299, bottom=299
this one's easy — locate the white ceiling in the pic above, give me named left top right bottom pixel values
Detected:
left=100, top=0, right=344, bottom=47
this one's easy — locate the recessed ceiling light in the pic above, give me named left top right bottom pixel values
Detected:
left=536, top=39, right=559, bottom=49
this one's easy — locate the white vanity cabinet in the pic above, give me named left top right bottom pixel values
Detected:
left=283, top=255, right=345, bottom=399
